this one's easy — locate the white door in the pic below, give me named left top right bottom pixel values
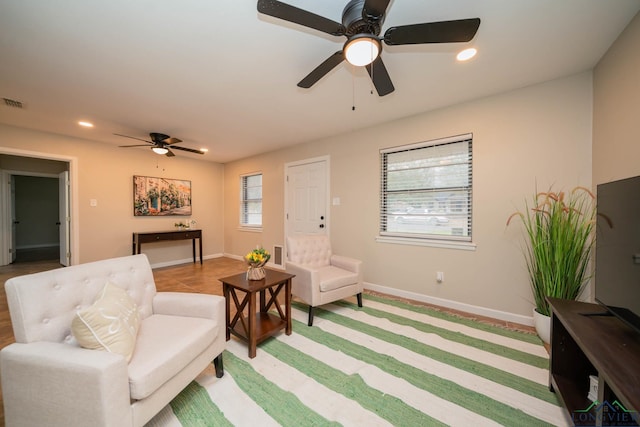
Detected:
left=10, top=176, right=17, bottom=263
left=59, top=171, right=70, bottom=266
left=286, top=158, right=329, bottom=237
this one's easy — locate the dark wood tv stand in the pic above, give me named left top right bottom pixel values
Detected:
left=548, top=297, right=640, bottom=425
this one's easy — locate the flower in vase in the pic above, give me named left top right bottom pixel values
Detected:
left=245, top=247, right=270, bottom=267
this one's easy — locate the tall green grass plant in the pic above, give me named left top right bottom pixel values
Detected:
left=507, top=187, right=596, bottom=316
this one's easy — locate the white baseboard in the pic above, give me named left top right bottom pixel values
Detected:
left=172, top=253, right=532, bottom=326
left=16, top=243, right=59, bottom=249
left=149, top=253, right=224, bottom=269
left=364, top=282, right=534, bottom=327
left=223, top=252, right=285, bottom=271
left=150, top=253, right=287, bottom=271
left=223, top=253, right=243, bottom=262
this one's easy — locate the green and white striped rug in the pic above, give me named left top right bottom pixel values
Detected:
left=146, top=294, right=570, bottom=426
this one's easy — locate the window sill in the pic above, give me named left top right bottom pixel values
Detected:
left=375, top=235, right=476, bottom=251
left=238, top=226, right=263, bottom=233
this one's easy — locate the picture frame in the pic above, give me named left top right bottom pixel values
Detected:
left=133, top=175, right=192, bottom=216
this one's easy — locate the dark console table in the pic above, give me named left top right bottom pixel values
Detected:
left=548, top=297, right=640, bottom=425
left=132, top=229, right=203, bottom=264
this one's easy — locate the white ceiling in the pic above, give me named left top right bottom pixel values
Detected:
left=1, top=0, right=639, bottom=163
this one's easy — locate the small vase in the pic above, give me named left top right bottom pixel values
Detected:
left=533, top=308, right=551, bottom=344
left=247, top=266, right=266, bottom=281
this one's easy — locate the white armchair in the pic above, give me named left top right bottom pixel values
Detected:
left=286, top=234, right=363, bottom=326
left=0, top=254, right=225, bottom=427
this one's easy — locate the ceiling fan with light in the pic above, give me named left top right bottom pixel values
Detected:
left=115, top=132, right=204, bottom=157
left=257, top=0, right=480, bottom=96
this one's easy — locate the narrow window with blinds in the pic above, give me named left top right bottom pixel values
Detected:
left=380, top=134, right=472, bottom=244
left=240, top=173, right=262, bottom=228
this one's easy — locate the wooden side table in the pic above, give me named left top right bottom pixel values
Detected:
left=220, top=269, right=294, bottom=358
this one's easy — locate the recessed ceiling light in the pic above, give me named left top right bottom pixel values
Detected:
left=78, top=121, right=94, bottom=128
left=457, top=48, right=477, bottom=61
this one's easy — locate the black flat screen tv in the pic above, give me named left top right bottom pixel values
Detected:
left=595, top=175, right=640, bottom=334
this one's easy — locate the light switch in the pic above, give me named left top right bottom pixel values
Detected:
left=90, top=199, right=98, bottom=207
left=332, top=197, right=341, bottom=206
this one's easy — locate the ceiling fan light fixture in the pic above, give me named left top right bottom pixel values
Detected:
left=344, top=35, right=380, bottom=66
left=152, top=147, right=169, bottom=155
left=457, top=47, right=477, bottom=61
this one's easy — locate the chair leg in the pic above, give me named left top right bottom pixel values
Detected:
left=308, top=306, right=314, bottom=326
left=213, top=353, right=224, bottom=378
left=357, top=292, right=363, bottom=308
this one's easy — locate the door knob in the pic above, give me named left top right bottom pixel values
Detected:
left=319, top=224, right=325, bottom=228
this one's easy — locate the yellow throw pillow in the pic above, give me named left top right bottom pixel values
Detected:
left=71, top=282, right=140, bottom=362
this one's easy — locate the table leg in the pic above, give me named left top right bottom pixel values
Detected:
left=192, top=238, right=196, bottom=263
left=259, top=289, right=266, bottom=313
left=223, top=283, right=230, bottom=341
left=248, top=290, right=257, bottom=358
left=285, top=278, right=292, bottom=335
left=199, top=237, right=203, bottom=264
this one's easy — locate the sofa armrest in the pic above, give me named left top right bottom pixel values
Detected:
left=285, top=261, right=317, bottom=284
left=153, top=292, right=224, bottom=321
left=285, top=261, right=320, bottom=305
left=330, top=254, right=362, bottom=275
left=0, top=341, right=131, bottom=427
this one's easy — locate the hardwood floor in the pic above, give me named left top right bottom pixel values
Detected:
left=0, top=256, right=535, bottom=425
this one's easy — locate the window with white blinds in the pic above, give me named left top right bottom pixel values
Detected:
left=380, top=134, right=472, bottom=243
left=240, top=173, right=262, bottom=227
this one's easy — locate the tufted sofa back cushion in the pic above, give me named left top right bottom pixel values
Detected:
left=287, top=234, right=332, bottom=268
left=4, top=254, right=157, bottom=345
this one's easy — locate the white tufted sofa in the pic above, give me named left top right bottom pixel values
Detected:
left=0, top=254, right=225, bottom=427
left=286, top=234, right=363, bottom=326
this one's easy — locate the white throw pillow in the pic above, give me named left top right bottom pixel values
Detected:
left=71, top=282, right=140, bottom=362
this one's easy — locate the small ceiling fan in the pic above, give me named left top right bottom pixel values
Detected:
left=115, top=132, right=204, bottom=157
left=257, top=0, right=480, bottom=96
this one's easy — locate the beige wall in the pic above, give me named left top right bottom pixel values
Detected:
left=593, top=11, right=640, bottom=185
left=224, top=72, right=593, bottom=321
left=0, top=125, right=225, bottom=265
left=4, top=9, right=636, bottom=321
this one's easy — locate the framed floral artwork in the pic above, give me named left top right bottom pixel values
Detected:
left=133, top=175, right=192, bottom=216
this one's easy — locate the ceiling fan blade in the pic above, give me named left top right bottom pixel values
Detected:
left=362, top=0, right=391, bottom=21
left=384, top=18, right=481, bottom=45
left=298, top=51, right=345, bottom=88
left=114, top=133, right=151, bottom=144
left=119, top=144, right=152, bottom=148
left=257, top=0, right=345, bottom=36
left=171, top=146, right=205, bottom=155
left=365, top=56, right=394, bottom=96
left=165, top=149, right=176, bottom=157
left=163, top=137, right=182, bottom=145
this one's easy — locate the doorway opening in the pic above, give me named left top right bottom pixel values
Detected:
left=1, top=151, right=75, bottom=267
left=11, top=175, right=61, bottom=263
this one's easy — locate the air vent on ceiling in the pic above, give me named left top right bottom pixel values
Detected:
left=3, top=98, right=24, bottom=109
